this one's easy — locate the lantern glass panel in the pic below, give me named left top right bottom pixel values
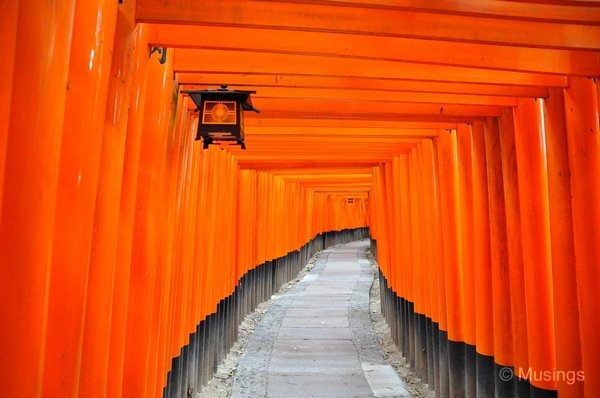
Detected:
left=202, top=101, right=237, bottom=125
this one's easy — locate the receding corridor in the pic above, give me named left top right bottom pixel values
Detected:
left=231, top=241, right=410, bottom=398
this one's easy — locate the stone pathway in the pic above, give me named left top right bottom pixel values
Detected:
left=231, top=240, right=410, bottom=398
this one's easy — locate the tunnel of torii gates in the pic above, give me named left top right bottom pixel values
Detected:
left=1, top=1, right=600, bottom=398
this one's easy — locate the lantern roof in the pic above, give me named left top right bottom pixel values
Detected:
left=182, top=85, right=260, bottom=113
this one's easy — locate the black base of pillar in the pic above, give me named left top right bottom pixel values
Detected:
left=465, top=343, right=477, bottom=398
left=377, top=272, right=560, bottom=398
left=476, top=352, right=495, bottom=398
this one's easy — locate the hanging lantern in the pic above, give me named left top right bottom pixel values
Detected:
left=182, top=85, right=259, bottom=149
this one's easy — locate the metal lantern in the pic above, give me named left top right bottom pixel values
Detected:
left=182, top=85, right=260, bottom=149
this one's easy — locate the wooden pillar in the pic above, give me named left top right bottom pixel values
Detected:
left=421, top=139, right=442, bottom=390
left=91, top=3, right=147, bottom=395
left=498, top=107, right=529, bottom=396
left=512, top=98, right=557, bottom=393
left=457, top=124, right=476, bottom=398
left=483, top=116, right=515, bottom=397
left=543, top=88, right=583, bottom=397
left=436, top=129, right=465, bottom=398
left=564, top=76, right=600, bottom=398
left=0, top=2, right=75, bottom=396
left=470, top=121, right=495, bottom=398
left=91, top=19, right=149, bottom=396
left=0, top=0, right=18, bottom=217
left=432, top=136, right=450, bottom=398
left=42, top=1, right=118, bottom=396
left=146, top=50, right=176, bottom=398
left=121, top=45, right=173, bottom=398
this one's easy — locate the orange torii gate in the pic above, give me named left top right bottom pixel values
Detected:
left=0, top=1, right=598, bottom=397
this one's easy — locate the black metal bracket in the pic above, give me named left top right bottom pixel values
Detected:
left=149, top=47, right=167, bottom=64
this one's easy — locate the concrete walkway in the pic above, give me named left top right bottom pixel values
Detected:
left=231, top=240, right=410, bottom=398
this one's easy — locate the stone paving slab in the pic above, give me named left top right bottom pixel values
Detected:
left=277, top=326, right=353, bottom=340
left=231, top=240, right=410, bottom=398
left=271, top=339, right=357, bottom=355
left=269, top=357, right=362, bottom=374
left=281, top=316, right=350, bottom=328
left=361, top=363, right=411, bottom=397
left=284, top=308, right=347, bottom=318
left=267, top=373, right=374, bottom=398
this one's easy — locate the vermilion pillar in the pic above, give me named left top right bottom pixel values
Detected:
left=0, top=2, right=75, bottom=396
left=121, top=47, right=172, bottom=397
left=436, top=129, right=465, bottom=398
left=0, top=0, right=18, bottom=218
left=391, top=156, right=403, bottom=297
left=484, top=117, right=514, bottom=396
left=431, top=137, right=450, bottom=398
left=456, top=124, right=477, bottom=398
left=42, top=0, right=118, bottom=396
left=471, top=121, right=495, bottom=397
left=79, top=18, right=149, bottom=397
left=146, top=51, right=176, bottom=398
left=388, top=158, right=400, bottom=298
left=544, top=88, right=583, bottom=398
left=92, top=4, right=148, bottom=396
left=564, top=76, right=600, bottom=398
left=398, top=155, right=413, bottom=310
left=512, top=98, right=556, bottom=392
left=498, top=108, right=529, bottom=394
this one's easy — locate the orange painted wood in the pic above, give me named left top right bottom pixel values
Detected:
left=182, top=86, right=518, bottom=107
left=146, top=51, right=176, bottom=398
left=408, top=151, right=425, bottom=316
left=399, top=155, right=415, bottom=302
left=435, top=129, right=464, bottom=342
left=177, top=73, right=549, bottom=98
left=43, top=0, right=118, bottom=396
left=456, top=123, right=476, bottom=346
left=371, top=166, right=390, bottom=277
left=121, top=47, right=171, bottom=398
left=164, top=99, right=192, bottom=362
left=421, top=141, right=442, bottom=323
left=105, top=23, right=151, bottom=397
left=308, top=0, right=600, bottom=24
left=151, top=24, right=599, bottom=76
left=431, top=138, right=448, bottom=332
left=483, top=117, right=513, bottom=367
left=245, top=110, right=493, bottom=124
left=543, top=89, right=583, bottom=397
left=136, top=0, right=600, bottom=50
left=78, top=9, right=139, bottom=398
left=0, top=2, right=75, bottom=396
left=390, top=156, right=402, bottom=295
left=0, top=0, right=18, bottom=220
left=99, top=17, right=148, bottom=398
left=184, top=124, right=203, bottom=348
left=224, top=98, right=504, bottom=119
left=498, top=107, right=529, bottom=379
left=470, top=121, right=494, bottom=357
left=513, top=98, right=556, bottom=390
left=173, top=49, right=567, bottom=88
left=243, top=118, right=457, bottom=130
left=564, top=77, right=600, bottom=398
left=385, top=159, right=398, bottom=296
